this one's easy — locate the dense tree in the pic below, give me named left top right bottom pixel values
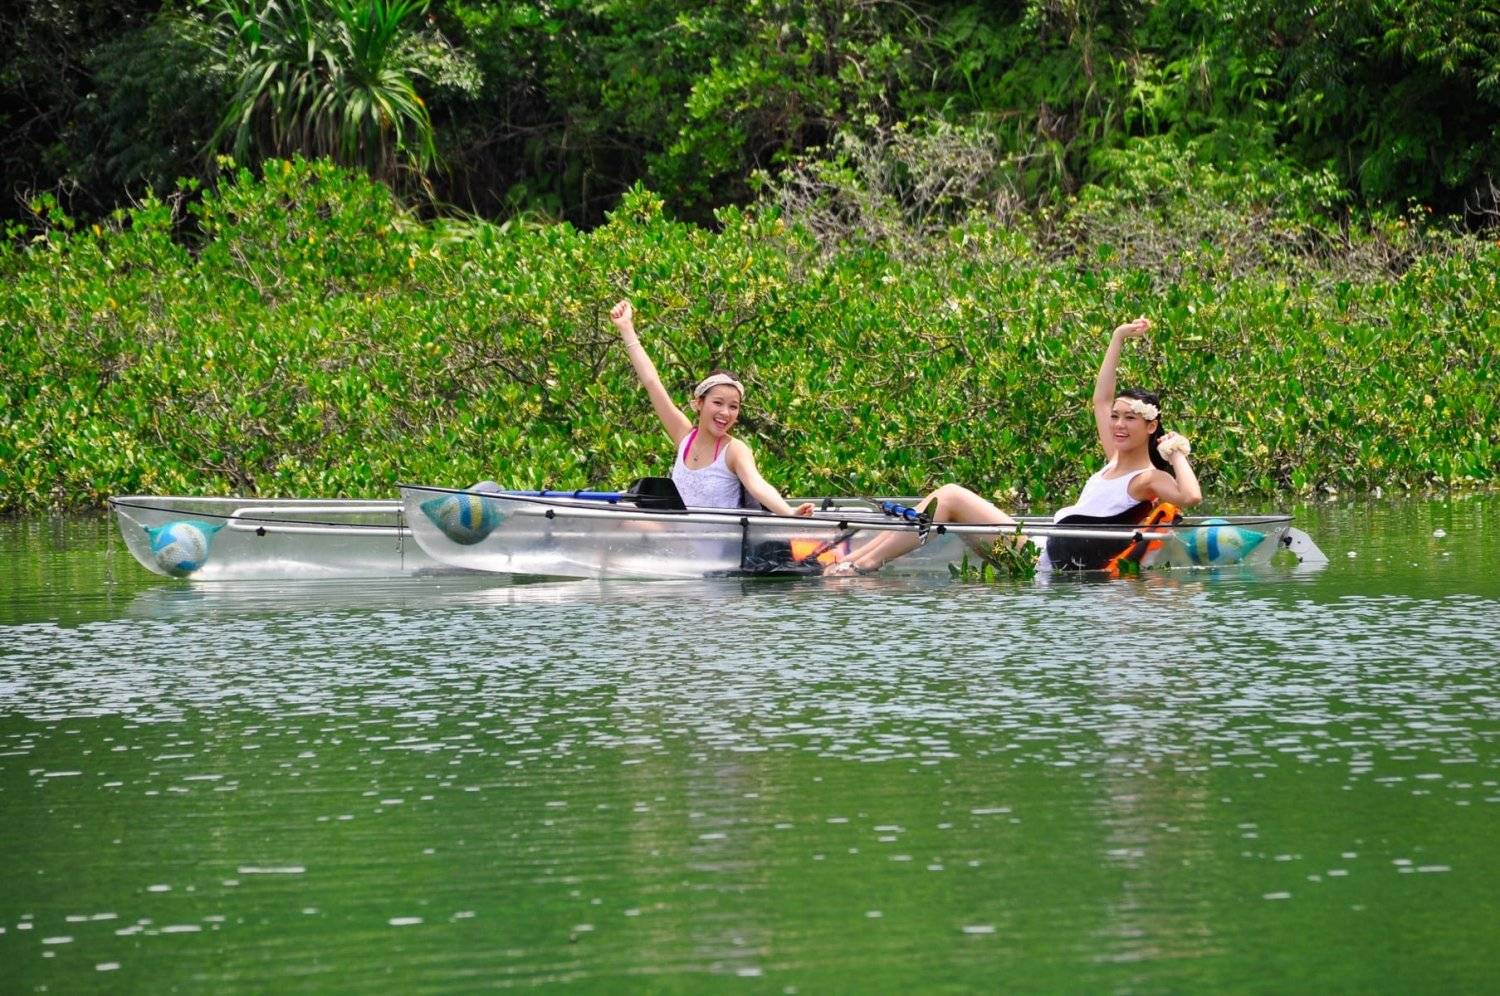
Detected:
left=1, top=0, right=1495, bottom=226
left=0, top=0, right=163, bottom=216
left=205, top=0, right=446, bottom=184
left=1237, top=0, right=1500, bottom=207
left=431, top=0, right=932, bottom=224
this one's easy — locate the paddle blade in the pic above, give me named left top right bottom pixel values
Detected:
left=1282, top=527, right=1328, bottom=564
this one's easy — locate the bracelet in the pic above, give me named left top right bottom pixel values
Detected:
left=1158, top=436, right=1191, bottom=460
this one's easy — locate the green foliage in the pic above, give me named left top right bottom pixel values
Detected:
left=948, top=552, right=993, bottom=584
left=6, top=0, right=1500, bottom=225
left=436, top=0, right=931, bottom=223
left=1059, top=135, right=1355, bottom=282
left=761, top=119, right=1028, bottom=256
left=203, top=0, right=445, bottom=182
left=1232, top=0, right=1500, bottom=206
left=1, top=158, right=1496, bottom=514
left=0, top=0, right=163, bottom=219
left=949, top=529, right=1040, bottom=583
left=72, top=16, right=228, bottom=202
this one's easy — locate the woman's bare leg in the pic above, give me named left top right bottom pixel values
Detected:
left=832, top=484, right=1014, bottom=572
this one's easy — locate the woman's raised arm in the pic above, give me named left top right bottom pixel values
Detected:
left=611, top=300, right=694, bottom=446
left=1093, top=316, right=1151, bottom=455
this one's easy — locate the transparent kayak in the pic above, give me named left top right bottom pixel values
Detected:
left=110, top=496, right=476, bottom=581
left=110, top=490, right=1327, bottom=583
left=400, top=484, right=1327, bottom=581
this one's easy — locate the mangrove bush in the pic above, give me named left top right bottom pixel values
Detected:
left=1, top=158, right=1495, bottom=513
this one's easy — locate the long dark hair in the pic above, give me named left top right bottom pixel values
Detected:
left=1118, top=387, right=1174, bottom=476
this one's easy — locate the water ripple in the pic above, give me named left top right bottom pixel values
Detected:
left=1, top=576, right=1494, bottom=779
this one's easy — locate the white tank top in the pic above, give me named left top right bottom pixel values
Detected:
left=671, top=430, right=742, bottom=508
left=1051, top=464, right=1149, bottom=521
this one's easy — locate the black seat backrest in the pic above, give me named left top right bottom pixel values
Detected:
left=626, top=477, right=687, bottom=511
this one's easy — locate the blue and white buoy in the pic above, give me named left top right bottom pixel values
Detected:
left=145, top=520, right=225, bottom=576
left=1179, top=518, right=1266, bottom=566
left=420, top=493, right=508, bottom=545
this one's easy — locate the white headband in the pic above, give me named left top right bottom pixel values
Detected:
left=693, top=373, right=745, bottom=399
left=1119, top=397, right=1159, bottom=421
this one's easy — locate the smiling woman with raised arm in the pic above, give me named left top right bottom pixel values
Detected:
left=826, top=316, right=1202, bottom=575
left=610, top=300, right=814, bottom=516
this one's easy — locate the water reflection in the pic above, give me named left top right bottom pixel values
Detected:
left=3, top=568, right=1495, bottom=764
left=1, top=497, right=1497, bottom=991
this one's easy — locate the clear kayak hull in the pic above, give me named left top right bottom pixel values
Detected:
left=400, top=485, right=1325, bottom=580
left=110, top=496, right=476, bottom=581
left=110, top=491, right=1326, bottom=582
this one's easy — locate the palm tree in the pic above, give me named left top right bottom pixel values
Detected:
left=205, top=0, right=436, bottom=183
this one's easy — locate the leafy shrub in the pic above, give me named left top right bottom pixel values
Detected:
left=759, top=119, right=1028, bottom=257
left=1, top=157, right=1495, bottom=514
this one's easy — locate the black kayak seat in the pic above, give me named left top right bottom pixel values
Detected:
left=626, top=476, right=687, bottom=511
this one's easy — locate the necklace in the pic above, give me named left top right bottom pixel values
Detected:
left=684, top=428, right=723, bottom=469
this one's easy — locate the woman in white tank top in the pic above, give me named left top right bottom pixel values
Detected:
left=828, top=316, right=1203, bottom=573
left=611, top=300, right=814, bottom=515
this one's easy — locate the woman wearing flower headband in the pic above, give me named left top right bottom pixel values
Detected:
left=827, top=316, right=1201, bottom=574
left=610, top=300, right=815, bottom=516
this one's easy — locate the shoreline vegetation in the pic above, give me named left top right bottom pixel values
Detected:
left=2, top=155, right=1497, bottom=514
left=5, top=0, right=1497, bottom=514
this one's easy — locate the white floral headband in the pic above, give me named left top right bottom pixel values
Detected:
left=694, top=373, right=745, bottom=399
left=1119, top=397, right=1159, bottom=421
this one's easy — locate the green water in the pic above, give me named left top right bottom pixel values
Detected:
left=2, top=498, right=1497, bottom=992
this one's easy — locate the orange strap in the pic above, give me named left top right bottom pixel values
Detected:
left=1104, top=502, right=1182, bottom=577
left=791, top=538, right=846, bottom=566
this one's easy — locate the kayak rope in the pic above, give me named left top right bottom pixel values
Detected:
left=109, top=496, right=1290, bottom=533
left=109, top=499, right=403, bottom=530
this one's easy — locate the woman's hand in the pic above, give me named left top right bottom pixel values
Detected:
left=793, top=501, right=815, bottom=517
left=612, top=298, right=693, bottom=443
left=1139, top=432, right=1201, bottom=508
left=610, top=299, right=636, bottom=338
left=1157, top=431, right=1191, bottom=462
left=1093, top=315, right=1151, bottom=454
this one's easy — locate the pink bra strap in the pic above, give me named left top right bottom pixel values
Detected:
left=681, top=428, right=725, bottom=463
